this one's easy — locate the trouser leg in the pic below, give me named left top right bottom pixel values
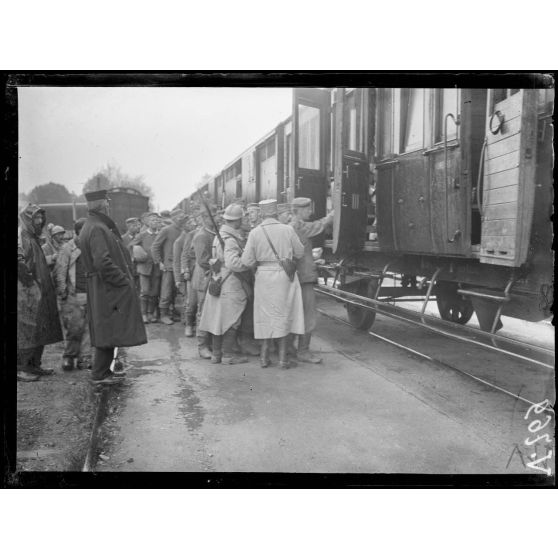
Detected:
left=32, top=345, right=45, bottom=367
left=61, top=298, right=81, bottom=358
left=211, top=335, right=223, bottom=363
left=91, top=347, right=115, bottom=380
left=185, top=281, right=198, bottom=326
left=301, top=282, right=317, bottom=333
left=260, top=339, right=271, bottom=368
left=159, top=270, right=175, bottom=309
left=196, top=289, right=210, bottom=348
left=78, top=301, right=92, bottom=366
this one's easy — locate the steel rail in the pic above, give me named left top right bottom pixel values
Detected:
left=315, top=284, right=554, bottom=370
left=316, top=308, right=555, bottom=412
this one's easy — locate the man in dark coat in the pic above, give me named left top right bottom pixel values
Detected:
left=17, top=204, right=64, bottom=381
left=79, top=190, right=147, bottom=385
left=180, top=215, right=200, bottom=337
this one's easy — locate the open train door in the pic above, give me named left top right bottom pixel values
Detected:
left=480, top=89, right=538, bottom=266
left=292, top=88, right=330, bottom=218
left=331, top=88, right=370, bottom=255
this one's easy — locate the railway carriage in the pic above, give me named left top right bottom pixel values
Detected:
left=178, top=84, right=554, bottom=334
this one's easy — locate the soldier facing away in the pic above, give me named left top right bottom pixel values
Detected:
left=290, top=197, right=334, bottom=364
left=241, top=199, right=305, bottom=369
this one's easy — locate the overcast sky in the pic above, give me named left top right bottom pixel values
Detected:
left=18, top=87, right=292, bottom=210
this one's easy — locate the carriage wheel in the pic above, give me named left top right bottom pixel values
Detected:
left=345, top=279, right=377, bottom=330
left=436, top=283, right=474, bottom=325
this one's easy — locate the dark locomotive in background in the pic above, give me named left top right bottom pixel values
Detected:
left=178, top=86, right=554, bottom=334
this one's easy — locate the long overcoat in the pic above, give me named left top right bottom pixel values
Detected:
left=17, top=205, right=63, bottom=350
left=241, top=218, right=305, bottom=339
left=79, top=211, right=147, bottom=349
left=198, top=224, right=251, bottom=335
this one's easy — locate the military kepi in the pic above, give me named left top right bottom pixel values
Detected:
left=84, top=189, right=109, bottom=202
left=292, top=197, right=312, bottom=208
left=259, top=199, right=277, bottom=215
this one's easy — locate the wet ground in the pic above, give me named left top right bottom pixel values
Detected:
left=96, top=294, right=555, bottom=475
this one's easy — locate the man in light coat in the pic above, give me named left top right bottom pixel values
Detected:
left=241, top=199, right=305, bottom=369
left=54, top=217, right=91, bottom=371
left=79, top=189, right=147, bottom=385
left=198, top=204, right=253, bottom=365
left=290, top=197, right=334, bottom=364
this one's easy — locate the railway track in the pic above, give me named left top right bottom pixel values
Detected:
left=315, top=284, right=554, bottom=371
left=316, top=304, right=555, bottom=412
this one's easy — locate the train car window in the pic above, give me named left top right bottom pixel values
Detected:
left=377, top=88, right=393, bottom=159
left=298, top=104, right=320, bottom=170
left=434, top=88, right=459, bottom=143
left=343, top=90, right=362, bottom=152
left=400, top=88, right=425, bottom=153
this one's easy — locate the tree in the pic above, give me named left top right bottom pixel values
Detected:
left=28, top=182, right=73, bottom=205
left=83, top=163, right=154, bottom=208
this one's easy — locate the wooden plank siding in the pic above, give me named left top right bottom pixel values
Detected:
left=480, top=90, right=538, bottom=266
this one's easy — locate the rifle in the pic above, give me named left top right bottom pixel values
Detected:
left=197, top=192, right=224, bottom=250
left=197, top=193, right=254, bottom=297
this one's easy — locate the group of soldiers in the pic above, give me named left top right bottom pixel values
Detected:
left=17, top=188, right=334, bottom=385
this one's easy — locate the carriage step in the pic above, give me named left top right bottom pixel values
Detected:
left=457, top=289, right=511, bottom=302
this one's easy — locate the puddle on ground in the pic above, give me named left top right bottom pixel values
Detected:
left=174, top=382, right=205, bottom=432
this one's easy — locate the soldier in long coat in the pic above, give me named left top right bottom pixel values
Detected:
left=180, top=216, right=200, bottom=337
left=191, top=206, right=217, bottom=359
left=290, top=197, right=334, bottom=364
left=17, top=204, right=64, bottom=381
left=198, top=204, right=253, bottom=365
left=79, top=190, right=147, bottom=385
left=241, top=199, right=305, bottom=369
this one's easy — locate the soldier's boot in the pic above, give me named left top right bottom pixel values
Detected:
left=160, top=307, right=174, bottom=325
left=147, top=299, right=158, bottom=323
left=141, top=299, right=149, bottom=324
left=221, top=329, right=249, bottom=365
left=238, top=332, right=260, bottom=356
left=184, top=315, right=195, bottom=338
left=260, top=339, right=271, bottom=368
left=62, top=356, right=75, bottom=371
left=278, top=336, right=294, bottom=370
left=287, top=333, right=298, bottom=360
left=297, top=333, right=322, bottom=364
left=211, top=335, right=223, bottom=364
left=198, top=331, right=212, bottom=359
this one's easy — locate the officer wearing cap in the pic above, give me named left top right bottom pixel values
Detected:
left=198, top=203, right=256, bottom=364
left=290, top=197, right=334, bottom=364
left=241, top=199, right=305, bottom=369
left=130, top=212, right=163, bottom=323
left=151, top=208, right=188, bottom=325
left=79, top=189, right=147, bottom=385
left=277, top=203, right=293, bottom=224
